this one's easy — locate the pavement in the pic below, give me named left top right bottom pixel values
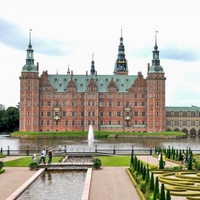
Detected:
left=0, top=155, right=180, bottom=200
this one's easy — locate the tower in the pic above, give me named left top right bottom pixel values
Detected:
left=19, top=30, right=40, bottom=131
left=146, top=31, right=166, bottom=132
left=114, top=29, right=128, bottom=75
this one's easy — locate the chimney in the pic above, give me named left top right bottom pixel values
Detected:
left=71, top=70, right=73, bottom=76
left=86, top=70, right=88, bottom=76
left=37, top=62, right=39, bottom=71
left=147, top=63, right=150, bottom=72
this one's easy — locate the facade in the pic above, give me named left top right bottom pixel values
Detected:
left=166, top=107, right=200, bottom=135
left=20, top=32, right=166, bottom=132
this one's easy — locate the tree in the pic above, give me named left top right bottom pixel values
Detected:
left=130, top=152, right=134, bottom=167
left=149, top=172, right=154, bottom=191
left=166, top=190, right=171, bottom=200
left=0, top=107, right=19, bottom=132
left=160, top=183, right=165, bottom=200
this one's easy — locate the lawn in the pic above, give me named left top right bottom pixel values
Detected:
left=4, top=156, right=62, bottom=167
left=97, top=156, right=131, bottom=166
left=2, top=155, right=131, bottom=167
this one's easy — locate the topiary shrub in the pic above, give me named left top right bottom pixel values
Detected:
left=93, top=158, right=102, bottom=169
left=0, top=161, right=4, bottom=169
left=29, top=162, right=39, bottom=170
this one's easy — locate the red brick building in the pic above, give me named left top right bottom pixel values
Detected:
left=19, top=32, right=166, bottom=132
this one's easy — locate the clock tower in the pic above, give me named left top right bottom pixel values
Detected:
left=146, top=32, right=166, bottom=132
left=114, top=30, right=128, bottom=75
left=19, top=30, right=40, bottom=132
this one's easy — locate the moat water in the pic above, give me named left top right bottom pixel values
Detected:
left=0, top=135, right=200, bottom=152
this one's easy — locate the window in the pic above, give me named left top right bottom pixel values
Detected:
left=88, top=112, right=91, bottom=117
left=142, top=94, right=145, bottom=98
left=191, top=112, right=195, bottom=117
left=47, top=111, right=51, bottom=117
left=174, top=121, right=179, bottom=126
left=118, top=121, right=120, bottom=125
left=100, top=121, right=103, bottom=125
left=72, top=112, right=76, bottom=117
left=183, top=112, right=187, bottom=117
left=41, top=120, right=43, bottom=125
left=142, top=112, right=146, bottom=117
left=183, top=121, right=187, bottom=126
left=41, top=112, right=44, bottom=117
left=72, top=120, right=75, bottom=126
left=47, top=102, right=51, bottom=106
left=65, top=121, right=68, bottom=125
left=72, top=94, right=76, bottom=98
left=108, top=112, right=112, bottom=117
left=100, top=112, right=103, bottom=117
left=81, top=112, right=84, bottom=117
left=108, top=94, right=113, bottom=98
left=117, top=102, right=120, bottom=106
left=72, top=102, right=76, bottom=107
left=63, top=112, right=66, bottom=117
left=81, top=121, right=84, bottom=126
left=117, top=112, right=121, bottom=117
left=135, top=121, right=138, bottom=125
left=63, top=102, right=66, bottom=106
left=117, top=94, right=121, bottom=98
left=174, top=112, right=179, bottom=117
left=191, top=121, right=195, bottom=126
left=92, top=112, right=95, bottom=117
left=134, top=94, right=137, bottom=98
left=126, top=102, right=129, bottom=106
left=47, top=121, right=50, bottom=125
left=134, top=112, right=138, bottom=117
left=55, top=112, right=59, bottom=116
left=126, top=112, right=130, bottom=117
left=142, top=102, right=145, bottom=106
left=99, top=102, right=103, bottom=106
left=166, top=112, right=172, bottom=117
left=108, top=102, right=112, bottom=106
left=134, top=102, right=138, bottom=106
left=109, top=121, right=111, bottom=125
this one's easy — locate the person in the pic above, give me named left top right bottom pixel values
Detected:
left=48, top=150, right=53, bottom=164
left=179, top=153, right=185, bottom=166
left=32, top=152, right=37, bottom=162
left=39, top=148, right=46, bottom=164
left=158, top=152, right=161, bottom=165
left=162, top=153, right=166, bottom=166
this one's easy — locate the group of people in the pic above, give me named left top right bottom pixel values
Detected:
left=158, top=152, right=191, bottom=168
left=32, top=147, right=53, bottom=164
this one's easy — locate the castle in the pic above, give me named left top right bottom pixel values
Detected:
left=19, top=32, right=200, bottom=134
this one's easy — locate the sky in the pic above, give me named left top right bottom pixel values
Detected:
left=1, top=0, right=200, bottom=108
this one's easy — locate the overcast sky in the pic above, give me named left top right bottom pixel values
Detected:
left=1, top=0, right=200, bottom=108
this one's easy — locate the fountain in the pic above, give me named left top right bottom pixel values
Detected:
left=88, top=124, right=94, bottom=142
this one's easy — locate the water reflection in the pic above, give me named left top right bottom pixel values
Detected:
left=17, top=170, right=86, bottom=200
left=1, top=135, right=200, bottom=151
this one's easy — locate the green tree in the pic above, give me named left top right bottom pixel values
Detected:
left=159, top=153, right=164, bottom=169
left=130, top=152, right=134, bottom=167
left=149, top=172, right=154, bottom=191
left=166, top=190, right=171, bottom=200
left=4, top=107, right=19, bottom=132
left=160, top=183, right=165, bottom=200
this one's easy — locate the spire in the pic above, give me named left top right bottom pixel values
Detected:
left=90, top=53, right=95, bottom=75
left=154, top=30, right=158, bottom=50
left=22, top=29, right=37, bottom=72
left=28, top=29, right=32, bottom=48
left=148, top=31, right=164, bottom=73
left=152, top=30, right=160, bottom=66
left=114, top=29, right=128, bottom=75
left=67, top=64, right=70, bottom=75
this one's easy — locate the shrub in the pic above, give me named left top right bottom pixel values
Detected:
left=93, top=158, right=102, bottom=169
left=0, top=161, right=4, bottom=169
left=29, top=162, right=39, bottom=170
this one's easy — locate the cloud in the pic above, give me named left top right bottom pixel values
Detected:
left=162, top=44, right=199, bottom=62
left=0, top=18, right=70, bottom=56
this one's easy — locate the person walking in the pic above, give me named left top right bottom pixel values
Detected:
left=48, top=150, right=53, bottom=164
left=39, top=148, right=46, bottom=164
left=162, top=153, right=166, bottom=166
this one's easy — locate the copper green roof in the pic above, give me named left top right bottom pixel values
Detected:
left=47, top=74, right=138, bottom=93
left=166, top=106, right=200, bottom=112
